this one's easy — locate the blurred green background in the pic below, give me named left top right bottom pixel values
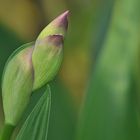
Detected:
left=0, top=0, right=140, bottom=140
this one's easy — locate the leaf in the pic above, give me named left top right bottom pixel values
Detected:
left=76, top=0, right=140, bottom=140
left=16, top=85, right=51, bottom=140
left=48, top=80, right=76, bottom=140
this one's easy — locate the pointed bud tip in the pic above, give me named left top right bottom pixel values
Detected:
left=47, top=35, right=64, bottom=47
left=53, top=10, right=69, bottom=30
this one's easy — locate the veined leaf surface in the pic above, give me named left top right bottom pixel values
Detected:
left=16, top=85, right=51, bottom=140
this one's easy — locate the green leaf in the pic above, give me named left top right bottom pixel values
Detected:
left=16, top=85, right=51, bottom=140
left=76, top=0, right=140, bottom=140
left=48, top=80, right=76, bottom=140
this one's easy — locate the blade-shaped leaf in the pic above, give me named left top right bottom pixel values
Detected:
left=16, top=85, right=51, bottom=140
left=48, top=80, right=76, bottom=140
left=76, top=0, right=140, bottom=140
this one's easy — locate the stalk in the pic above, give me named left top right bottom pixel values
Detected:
left=0, top=124, right=15, bottom=140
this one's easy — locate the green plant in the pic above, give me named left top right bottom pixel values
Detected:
left=0, top=0, right=140, bottom=139
left=0, top=11, right=69, bottom=140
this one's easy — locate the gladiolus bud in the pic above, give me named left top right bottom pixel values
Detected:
left=32, top=11, right=69, bottom=90
left=1, top=10, right=69, bottom=126
left=2, top=44, right=34, bottom=125
left=32, top=35, right=63, bottom=90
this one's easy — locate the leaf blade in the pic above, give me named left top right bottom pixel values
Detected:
left=16, top=85, right=51, bottom=140
left=76, top=0, right=140, bottom=140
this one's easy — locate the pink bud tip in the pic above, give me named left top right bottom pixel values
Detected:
left=52, top=10, right=69, bottom=30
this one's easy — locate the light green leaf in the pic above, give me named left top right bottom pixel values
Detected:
left=16, top=85, right=51, bottom=140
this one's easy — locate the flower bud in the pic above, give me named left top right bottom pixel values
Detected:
left=37, top=10, right=69, bottom=40
left=32, top=10, right=69, bottom=90
left=1, top=11, right=69, bottom=126
left=2, top=44, right=34, bottom=125
left=32, top=35, right=63, bottom=90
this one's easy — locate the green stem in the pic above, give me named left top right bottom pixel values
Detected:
left=0, top=124, right=15, bottom=140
